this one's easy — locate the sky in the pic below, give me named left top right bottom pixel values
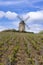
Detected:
left=0, top=0, right=43, bottom=33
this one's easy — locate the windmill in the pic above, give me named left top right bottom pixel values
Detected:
left=17, top=15, right=30, bottom=32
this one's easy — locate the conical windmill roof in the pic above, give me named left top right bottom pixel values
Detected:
left=20, top=21, right=25, bottom=24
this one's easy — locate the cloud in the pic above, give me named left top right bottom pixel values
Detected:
left=12, top=21, right=20, bottom=30
left=29, top=11, right=43, bottom=20
left=0, top=26, right=7, bottom=31
left=0, top=11, right=5, bottom=18
left=23, top=10, right=43, bottom=20
left=21, top=0, right=43, bottom=10
left=0, top=1, right=24, bottom=6
left=0, top=0, right=43, bottom=10
left=5, top=11, right=18, bottom=20
left=1, top=10, right=43, bottom=20
left=0, top=11, right=18, bottom=20
left=29, top=0, right=43, bottom=3
left=28, top=24, right=43, bottom=33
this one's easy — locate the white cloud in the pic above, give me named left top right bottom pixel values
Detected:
left=29, top=0, right=43, bottom=3
left=0, top=10, right=43, bottom=21
left=24, top=10, right=43, bottom=21
left=5, top=11, right=18, bottom=20
left=26, top=24, right=43, bottom=33
left=0, top=0, right=42, bottom=5
left=0, top=0, right=43, bottom=9
left=0, top=1, right=24, bottom=6
left=29, top=24, right=43, bottom=33
left=12, top=21, right=20, bottom=30
left=0, top=11, right=5, bottom=18
left=0, top=26, right=7, bottom=31
left=26, top=0, right=43, bottom=9
left=0, top=11, right=18, bottom=19
left=29, top=11, right=43, bottom=20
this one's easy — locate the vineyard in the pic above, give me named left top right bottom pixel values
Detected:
left=0, top=31, right=43, bottom=65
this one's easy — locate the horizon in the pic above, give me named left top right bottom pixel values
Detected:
left=0, top=0, right=43, bottom=33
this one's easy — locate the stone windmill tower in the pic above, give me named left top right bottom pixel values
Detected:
left=17, top=16, right=30, bottom=32
left=19, top=21, right=25, bottom=32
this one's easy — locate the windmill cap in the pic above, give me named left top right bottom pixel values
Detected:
left=20, top=21, right=25, bottom=24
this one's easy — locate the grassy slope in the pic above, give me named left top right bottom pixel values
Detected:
left=0, top=31, right=43, bottom=65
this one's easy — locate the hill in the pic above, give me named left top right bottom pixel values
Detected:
left=0, top=31, right=43, bottom=65
left=2, top=29, right=18, bottom=32
left=2, top=29, right=34, bottom=33
left=39, top=30, right=43, bottom=34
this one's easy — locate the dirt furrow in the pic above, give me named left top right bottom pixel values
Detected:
left=1, top=34, right=20, bottom=65
left=16, top=34, right=29, bottom=65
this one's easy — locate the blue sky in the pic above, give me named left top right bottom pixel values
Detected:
left=0, top=0, right=43, bottom=33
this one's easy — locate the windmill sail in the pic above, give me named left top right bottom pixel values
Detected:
left=17, top=15, right=23, bottom=21
left=17, top=15, right=30, bottom=22
left=25, top=23, right=30, bottom=29
left=24, top=16, right=30, bottom=22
